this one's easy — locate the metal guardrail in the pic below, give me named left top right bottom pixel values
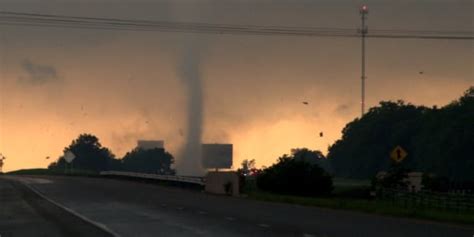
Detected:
left=100, top=171, right=205, bottom=186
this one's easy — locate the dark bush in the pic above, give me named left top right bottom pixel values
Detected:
left=373, top=164, right=410, bottom=190
left=48, top=134, right=116, bottom=172
left=121, top=147, right=175, bottom=174
left=256, top=155, right=333, bottom=196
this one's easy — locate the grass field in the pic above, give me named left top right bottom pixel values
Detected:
left=247, top=191, right=474, bottom=224
left=244, top=177, right=474, bottom=225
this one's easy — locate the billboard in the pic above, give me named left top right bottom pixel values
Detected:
left=137, top=140, right=164, bottom=150
left=201, top=144, right=233, bottom=169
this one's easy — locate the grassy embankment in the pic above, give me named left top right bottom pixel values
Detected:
left=244, top=178, right=474, bottom=225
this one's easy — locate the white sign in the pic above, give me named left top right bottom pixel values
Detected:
left=64, top=151, right=76, bottom=163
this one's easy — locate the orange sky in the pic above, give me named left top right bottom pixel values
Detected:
left=0, top=0, right=472, bottom=172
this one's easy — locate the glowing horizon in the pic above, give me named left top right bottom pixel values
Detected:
left=0, top=0, right=472, bottom=172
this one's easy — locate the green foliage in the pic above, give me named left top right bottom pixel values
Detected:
left=48, top=134, right=176, bottom=175
left=238, top=159, right=256, bottom=176
left=332, top=178, right=371, bottom=198
left=121, top=147, right=175, bottom=174
left=328, top=87, right=474, bottom=181
left=291, top=148, right=332, bottom=173
left=238, top=159, right=256, bottom=193
left=246, top=191, right=474, bottom=225
left=49, top=134, right=116, bottom=172
left=373, top=164, right=410, bottom=190
left=421, top=173, right=450, bottom=192
left=257, top=149, right=333, bottom=196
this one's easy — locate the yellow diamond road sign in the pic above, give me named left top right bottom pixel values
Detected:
left=390, top=146, right=407, bottom=163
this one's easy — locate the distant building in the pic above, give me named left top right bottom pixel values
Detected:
left=137, top=140, right=164, bottom=150
left=406, top=172, right=424, bottom=192
left=376, top=171, right=424, bottom=192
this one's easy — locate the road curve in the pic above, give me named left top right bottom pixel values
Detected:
left=5, top=175, right=474, bottom=237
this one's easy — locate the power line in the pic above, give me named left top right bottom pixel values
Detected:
left=368, top=34, right=474, bottom=40
left=0, top=11, right=472, bottom=40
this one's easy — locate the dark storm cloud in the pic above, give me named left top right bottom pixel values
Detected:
left=1, top=0, right=471, bottom=173
left=19, top=59, right=59, bottom=85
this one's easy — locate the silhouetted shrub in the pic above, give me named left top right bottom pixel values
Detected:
left=256, top=154, right=333, bottom=196
left=121, top=147, right=175, bottom=175
left=372, top=164, right=410, bottom=190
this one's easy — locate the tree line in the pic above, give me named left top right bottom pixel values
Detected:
left=48, top=134, right=175, bottom=175
left=328, top=87, right=474, bottom=181
left=246, top=87, right=473, bottom=196
left=48, top=87, right=473, bottom=195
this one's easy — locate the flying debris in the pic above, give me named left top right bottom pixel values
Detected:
left=46, top=156, right=50, bottom=159
left=419, top=71, right=424, bottom=75
left=319, top=132, right=324, bottom=137
left=302, top=102, right=309, bottom=105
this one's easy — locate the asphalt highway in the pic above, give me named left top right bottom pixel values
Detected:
left=0, top=176, right=112, bottom=237
left=2, top=175, right=473, bottom=237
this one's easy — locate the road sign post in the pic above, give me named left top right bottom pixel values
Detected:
left=390, top=146, right=407, bottom=163
left=64, top=151, right=76, bottom=174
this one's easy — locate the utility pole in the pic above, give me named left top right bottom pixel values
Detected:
left=0, top=153, right=5, bottom=173
left=359, top=5, right=368, bottom=116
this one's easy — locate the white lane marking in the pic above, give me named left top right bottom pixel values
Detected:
left=17, top=180, right=121, bottom=237
left=225, top=217, right=235, bottom=221
left=303, top=234, right=316, bottom=237
left=198, top=211, right=207, bottom=215
left=176, top=207, right=184, bottom=211
left=258, top=223, right=270, bottom=228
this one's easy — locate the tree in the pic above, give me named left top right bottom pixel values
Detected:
left=239, top=159, right=256, bottom=176
left=291, top=148, right=332, bottom=173
left=256, top=149, right=333, bottom=196
left=373, top=163, right=410, bottom=190
left=412, top=87, right=474, bottom=180
left=328, top=100, right=426, bottom=179
left=328, top=87, right=474, bottom=181
left=121, top=147, right=175, bottom=174
left=49, top=134, right=116, bottom=172
left=0, top=153, right=5, bottom=173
